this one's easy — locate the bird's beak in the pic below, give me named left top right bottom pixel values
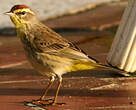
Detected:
left=4, top=11, right=14, bottom=16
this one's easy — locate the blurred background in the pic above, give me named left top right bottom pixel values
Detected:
left=0, top=0, right=119, bottom=28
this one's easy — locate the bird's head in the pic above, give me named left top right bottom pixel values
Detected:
left=5, top=5, right=36, bottom=28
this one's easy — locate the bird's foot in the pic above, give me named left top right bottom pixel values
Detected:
left=31, top=98, right=54, bottom=105
left=48, top=101, right=66, bottom=106
left=31, top=98, right=65, bottom=106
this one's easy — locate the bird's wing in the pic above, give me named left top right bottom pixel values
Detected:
left=32, top=27, right=97, bottom=62
left=32, top=28, right=69, bottom=53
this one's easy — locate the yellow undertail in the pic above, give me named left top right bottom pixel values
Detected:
left=67, top=60, right=107, bottom=72
left=66, top=60, right=131, bottom=77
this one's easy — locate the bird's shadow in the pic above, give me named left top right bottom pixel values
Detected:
left=0, top=87, right=135, bottom=98
left=0, top=68, right=123, bottom=78
left=0, top=68, right=130, bottom=97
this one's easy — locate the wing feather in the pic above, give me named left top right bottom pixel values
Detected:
left=29, top=26, right=97, bottom=62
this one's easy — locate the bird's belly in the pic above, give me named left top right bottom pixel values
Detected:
left=40, top=53, right=73, bottom=76
left=24, top=47, right=54, bottom=77
left=22, top=42, right=73, bottom=76
left=29, top=58, right=53, bottom=77
left=29, top=53, right=72, bottom=76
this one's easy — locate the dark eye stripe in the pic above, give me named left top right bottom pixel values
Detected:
left=21, top=11, right=26, bottom=15
left=16, top=11, right=26, bottom=15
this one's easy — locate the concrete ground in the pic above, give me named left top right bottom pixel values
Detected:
left=2, top=1, right=136, bottom=110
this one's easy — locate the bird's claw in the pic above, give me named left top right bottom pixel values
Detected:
left=31, top=98, right=55, bottom=106
left=31, top=98, right=65, bottom=106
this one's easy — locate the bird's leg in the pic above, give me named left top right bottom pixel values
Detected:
left=32, top=76, right=55, bottom=104
left=51, top=76, right=62, bottom=105
left=40, top=76, right=55, bottom=101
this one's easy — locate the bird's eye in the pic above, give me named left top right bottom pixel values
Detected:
left=16, top=11, right=26, bottom=15
left=21, top=11, right=26, bottom=15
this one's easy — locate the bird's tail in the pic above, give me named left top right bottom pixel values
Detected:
left=67, top=60, right=130, bottom=76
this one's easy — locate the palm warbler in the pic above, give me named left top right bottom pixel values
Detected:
left=5, top=4, right=112, bottom=105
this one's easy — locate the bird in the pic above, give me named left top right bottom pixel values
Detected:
left=4, top=4, right=125, bottom=106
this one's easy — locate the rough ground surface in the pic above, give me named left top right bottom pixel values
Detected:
left=2, top=1, right=136, bottom=110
